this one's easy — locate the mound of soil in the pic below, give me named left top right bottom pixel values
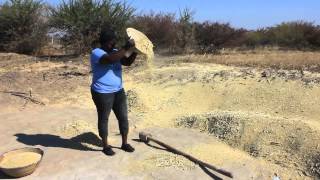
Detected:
left=175, top=111, right=320, bottom=178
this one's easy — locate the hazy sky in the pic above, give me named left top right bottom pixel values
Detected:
left=1, top=0, right=319, bottom=29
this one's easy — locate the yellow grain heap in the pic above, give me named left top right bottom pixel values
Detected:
left=58, top=120, right=98, bottom=137
left=0, top=152, right=41, bottom=169
left=126, top=28, right=154, bottom=69
left=146, top=153, right=195, bottom=171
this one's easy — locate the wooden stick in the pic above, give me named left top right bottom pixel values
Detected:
left=1, top=91, right=28, bottom=95
left=148, top=136, right=233, bottom=178
left=11, top=93, right=45, bottom=106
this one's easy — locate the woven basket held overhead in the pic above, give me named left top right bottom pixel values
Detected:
left=126, top=28, right=154, bottom=57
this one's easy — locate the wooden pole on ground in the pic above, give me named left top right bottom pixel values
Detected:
left=139, top=132, right=233, bottom=178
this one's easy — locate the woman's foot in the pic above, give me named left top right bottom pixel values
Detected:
left=121, top=144, right=135, bottom=152
left=102, top=146, right=115, bottom=156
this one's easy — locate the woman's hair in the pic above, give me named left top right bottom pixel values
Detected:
left=99, top=28, right=116, bottom=45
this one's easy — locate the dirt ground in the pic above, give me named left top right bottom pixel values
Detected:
left=0, top=53, right=319, bottom=179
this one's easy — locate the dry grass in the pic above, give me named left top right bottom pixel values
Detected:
left=172, top=49, right=320, bottom=72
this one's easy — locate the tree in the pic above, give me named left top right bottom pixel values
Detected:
left=194, top=22, right=243, bottom=53
left=50, top=0, right=135, bottom=54
left=244, top=21, right=320, bottom=50
left=177, top=8, right=195, bottom=52
left=130, top=12, right=177, bottom=53
left=0, top=0, right=48, bottom=54
left=269, top=21, right=320, bottom=49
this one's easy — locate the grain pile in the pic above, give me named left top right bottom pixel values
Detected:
left=56, top=120, right=102, bottom=150
left=175, top=111, right=244, bottom=146
left=175, top=111, right=320, bottom=178
left=145, top=153, right=195, bottom=171
left=0, top=152, right=41, bottom=168
left=58, top=120, right=98, bottom=138
left=126, top=28, right=154, bottom=69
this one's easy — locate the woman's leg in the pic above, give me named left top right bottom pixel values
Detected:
left=91, top=89, right=114, bottom=149
left=113, top=89, right=134, bottom=152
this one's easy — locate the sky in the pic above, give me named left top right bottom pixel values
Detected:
left=127, top=0, right=320, bottom=29
left=1, top=0, right=319, bottom=30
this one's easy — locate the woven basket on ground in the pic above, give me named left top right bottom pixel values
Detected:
left=0, top=147, right=44, bottom=178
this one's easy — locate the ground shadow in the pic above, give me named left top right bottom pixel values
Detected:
left=133, top=139, right=224, bottom=180
left=0, top=171, right=13, bottom=179
left=132, top=139, right=167, bottom=151
left=0, top=133, right=63, bottom=179
left=14, top=132, right=102, bottom=151
left=199, top=164, right=223, bottom=180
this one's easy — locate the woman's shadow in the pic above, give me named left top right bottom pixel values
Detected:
left=14, top=132, right=103, bottom=151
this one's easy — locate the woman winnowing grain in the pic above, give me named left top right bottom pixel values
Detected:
left=90, top=28, right=137, bottom=156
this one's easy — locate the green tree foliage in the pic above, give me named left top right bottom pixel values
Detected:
left=269, top=21, right=320, bottom=49
left=0, top=0, right=48, bottom=54
left=245, top=21, right=320, bottom=49
left=245, top=29, right=271, bottom=47
left=50, top=0, right=135, bottom=54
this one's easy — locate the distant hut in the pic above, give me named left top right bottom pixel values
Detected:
left=47, top=28, right=66, bottom=45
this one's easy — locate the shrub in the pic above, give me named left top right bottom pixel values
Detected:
left=176, top=8, right=196, bottom=53
left=269, top=21, right=315, bottom=48
left=245, top=21, right=320, bottom=50
left=194, top=22, right=245, bottom=53
left=0, top=0, right=48, bottom=54
left=130, top=12, right=178, bottom=53
left=50, top=0, right=135, bottom=54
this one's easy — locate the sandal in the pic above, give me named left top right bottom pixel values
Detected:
left=102, top=146, right=115, bottom=156
left=121, top=144, right=135, bottom=152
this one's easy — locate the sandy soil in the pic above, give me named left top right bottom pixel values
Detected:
left=0, top=53, right=319, bottom=179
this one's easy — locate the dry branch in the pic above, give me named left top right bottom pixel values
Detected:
left=10, top=93, right=45, bottom=106
left=2, top=91, right=45, bottom=106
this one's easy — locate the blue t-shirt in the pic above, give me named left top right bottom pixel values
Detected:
left=90, top=48, right=123, bottom=93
